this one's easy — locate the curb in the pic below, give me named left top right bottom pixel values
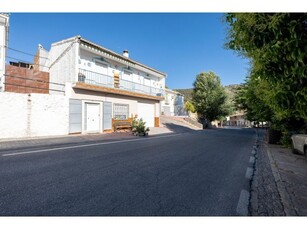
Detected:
left=265, top=143, right=298, bottom=216
left=248, top=129, right=259, bottom=215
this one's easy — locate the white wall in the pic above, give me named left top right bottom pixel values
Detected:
left=48, top=37, right=79, bottom=93
left=79, top=48, right=163, bottom=89
left=0, top=92, right=69, bottom=139
left=37, top=45, right=49, bottom=71
left=161, top=89, right=178, bottom=116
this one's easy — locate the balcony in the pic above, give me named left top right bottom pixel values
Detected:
left=76, top=68, right=165, bottom=100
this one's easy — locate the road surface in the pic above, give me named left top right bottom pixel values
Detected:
left=0, top=128, right=256, bottom=216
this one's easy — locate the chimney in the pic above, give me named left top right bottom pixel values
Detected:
left=123, top=50, right=129, bottom=58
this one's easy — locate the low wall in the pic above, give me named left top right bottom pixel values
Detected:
left=5, top=65, right=49, bottom=94
left=0, top=92, right=69, bottom=139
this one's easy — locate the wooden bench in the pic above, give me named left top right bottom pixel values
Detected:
left=113, top=121, right=132, bottom=132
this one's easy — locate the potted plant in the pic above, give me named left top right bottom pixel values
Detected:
left=132, top=117, right=150, bottom=136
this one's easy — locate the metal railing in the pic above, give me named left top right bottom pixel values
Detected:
left=78, top=68, right=114, bottom=88
left=119, top=78, right=164, bottom=97
left=78, top=68, right=165, bottom=97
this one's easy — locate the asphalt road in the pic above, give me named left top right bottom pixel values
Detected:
left=0, top=128, right=256, bottom=216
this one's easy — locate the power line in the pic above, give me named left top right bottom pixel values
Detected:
left=4, top=82, right=65, bottom=93
left=5, top=56, right=50, bottom=69
left=4, top=74, right=65, bottom=87
left=1, top=45, right=49, bottom=60
left=4, top=74, right=66, bottom=93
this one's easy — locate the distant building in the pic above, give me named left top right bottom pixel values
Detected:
left=161, top=88, right=186, bottom=116
left=225, top=111, right=251, bottom=127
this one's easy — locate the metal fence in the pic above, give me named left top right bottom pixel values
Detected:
left=78, top=68, right=114, bottom=88
left=78, top=68, right=165, bottom=97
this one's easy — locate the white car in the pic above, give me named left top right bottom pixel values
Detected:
left=291, top=134, right=307, bottom=159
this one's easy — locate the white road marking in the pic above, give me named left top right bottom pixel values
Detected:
left=2, top=133, right=182, bottom=157
left=245, top=167, right=254, bottom=180
left=236, top=189, right=250, bottom=216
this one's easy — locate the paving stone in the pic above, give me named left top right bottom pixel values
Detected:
left=249, top=130, right=285, bottom=216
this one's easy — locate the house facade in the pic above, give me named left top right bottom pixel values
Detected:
left=0, top=13, right=9, bottom=92
left=35, top=35, right=166, bottom=134
left=161, top=88, right=185, bottom=116
left=224, top=111, right=251, bottom=127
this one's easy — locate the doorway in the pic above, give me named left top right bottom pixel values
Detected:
left=85, top=103, right=100, bottom=132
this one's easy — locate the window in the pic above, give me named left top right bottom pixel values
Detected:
left=95, top=62, right=108, bottom=68
left=113, top=104, right=129, bottom=120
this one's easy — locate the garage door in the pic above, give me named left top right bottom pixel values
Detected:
left=137, top=102, right=155, bottom=127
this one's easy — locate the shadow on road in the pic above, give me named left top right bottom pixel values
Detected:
left=163, top=122, right=198, bottom=133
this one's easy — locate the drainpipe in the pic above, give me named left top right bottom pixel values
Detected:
left=0, top=14, right=9, bottom=92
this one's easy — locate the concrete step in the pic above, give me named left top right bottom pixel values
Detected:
left=160, top=115, right=202, bottom=130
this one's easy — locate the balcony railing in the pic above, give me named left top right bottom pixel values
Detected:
left=78, top=68, right=114, bottom=88
left=78, top=68, right=165, bottom=97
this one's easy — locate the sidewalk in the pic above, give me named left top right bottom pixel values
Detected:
left=0, top=132, right=131, bottom=151
left=0, top=127, right=175, bottom=151
left=250, top=128, right=307, bottom=216
left=267, top=143, right=307, bottom=215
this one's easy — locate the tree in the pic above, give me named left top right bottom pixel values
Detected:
left=225, top=13, right=307, bottom=134
left=184, top=101, right=195, bottom=113
left=224, top=84, right=240, bottom=117
left=192, top=71, right=230, bottom=123
left=234, top=77, right=273, bottom=123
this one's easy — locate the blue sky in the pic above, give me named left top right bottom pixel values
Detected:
left=7, top=13, right=250, bottom=89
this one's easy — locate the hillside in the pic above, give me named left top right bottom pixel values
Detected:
left=224, top=84, right=241, bottom=102
left=174, top=84, right=241, bottom=102
left=174, top=88, right=193, bottom=102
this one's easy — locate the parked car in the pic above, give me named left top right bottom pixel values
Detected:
left=291, top=134, right=307, bottom=159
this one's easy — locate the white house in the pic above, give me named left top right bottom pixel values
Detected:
left=161, top=88, right=185, bottom=116
left=35, top=35, right=167, bottom=134
left=224, top=111, right=251, bottom=127
left=0, top=13, right=9, bottom=92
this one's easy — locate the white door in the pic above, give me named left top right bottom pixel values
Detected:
left=138, top=102, right=155, bottom=127
left=86, top=103, right=100, bottom=132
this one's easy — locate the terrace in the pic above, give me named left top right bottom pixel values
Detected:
left=74, top=68, right=165, bottom=101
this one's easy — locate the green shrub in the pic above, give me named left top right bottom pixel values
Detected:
left=132, top=117, right=150, bottom=136
left=184, top=101, right=195, bottom=113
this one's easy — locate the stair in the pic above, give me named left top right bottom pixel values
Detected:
left=183, top=117, right=203, bottom=129
left=160, top=115, right=202, bottom=130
